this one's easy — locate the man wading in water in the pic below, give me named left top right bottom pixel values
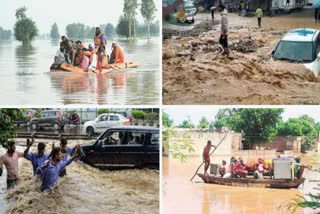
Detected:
left=203, top=140, right=216, bottom=177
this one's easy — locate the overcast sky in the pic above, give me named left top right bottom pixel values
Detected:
left=0, top=0, right=161, bottom=34
left=163, top=106, right=320, bottom=126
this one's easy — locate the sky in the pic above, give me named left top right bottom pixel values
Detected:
left=163, top=106, right=320, bottom=126
left=0, top=0, right=161, bottom=34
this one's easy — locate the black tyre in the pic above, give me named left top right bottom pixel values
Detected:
left=53, top=123, right=60, bottom=130
left=86, top=126, right=94, bottom=136
left=30, top=123, right=38, bottom=130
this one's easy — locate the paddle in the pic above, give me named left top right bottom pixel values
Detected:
left=190, top=132, right=229, bottom=182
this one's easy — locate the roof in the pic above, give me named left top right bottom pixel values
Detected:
left=100, top=113, right=125, bottom=116
left=281, top=29, right=319, bottom=42
left=108, top=126, right=159, bottom=131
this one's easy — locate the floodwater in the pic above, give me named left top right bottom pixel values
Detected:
left=0, top=139, right=159, bottom=214
left=163, top=156, right=319, bottom=214
left=163, top=9, right=320, bottom=104
left=0, top=38, right=160, bottom=105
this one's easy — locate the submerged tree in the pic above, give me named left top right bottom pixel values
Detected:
left=123, top=0, right=138, bottom=39
left=104, top=23, right=116, bottom=39
left=140, top=0, right=157, bottom=39
left=117, top=15, right=129, bottom=39
left=14, top=7, right=38, bottom=44
left=50, top=22, right=60, bottom=39
left=0, top=109, right=23, bottom=148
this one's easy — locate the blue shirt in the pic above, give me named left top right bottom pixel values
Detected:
left=99, top=34, right=105, bottom=46
left=61, top=147, right=73, bottom=170
left=38, top=158, right=74, bottom=191
left=24, top=152, right=49, bottom=176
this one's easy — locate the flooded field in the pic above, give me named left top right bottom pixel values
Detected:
left=162, top=9, right=320, bottom=104
left=0, top=139, right=159, bottom=214
left=0, top=38, right=160, bottom=105
left=163, top=155, right=319, bottom=214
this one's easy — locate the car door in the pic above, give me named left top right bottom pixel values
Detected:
left=109, top=115, right=121, bottom=127
left=145, top=130, right=160, bottom=166
left=95, top=115, right=109, bottom=132
left=39, top=112, right=49, bottom=127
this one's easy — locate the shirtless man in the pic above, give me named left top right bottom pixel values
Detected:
left=203, top=140, right=216, bottom=177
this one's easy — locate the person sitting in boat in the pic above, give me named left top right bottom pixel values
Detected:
left=94, top=27, right=107, bottom=49
left=223, top=157, right=236, bottom=178
left=61, top=36, right=81, bottom=66
left=109, top=43, right=124, bottom=64
left=218, top=160, right=227, bottom=177
left=54, top=43, right=66, bottom=65
left=99, top=45, right=109, bottom=69
left=233, top=157, right=248, bottom=178
left=203, top=140, right=217, bottom=177
left=293, top=157, right=312, bottom=179
left=254, top=158, right=264, bottom=179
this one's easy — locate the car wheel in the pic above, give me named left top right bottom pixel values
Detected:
left=31, top=123, right=38, bottom=130
left=86, top=126, right=94, bottom=136
left=53, top=123, right=60, bottom=130
left=61, top=125, right=65, bottom=130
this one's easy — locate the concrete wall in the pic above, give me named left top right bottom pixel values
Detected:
left=252, top=136, right=302, bottom=153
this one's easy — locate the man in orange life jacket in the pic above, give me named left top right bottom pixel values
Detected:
left=110, top=43, right=124, bottom=64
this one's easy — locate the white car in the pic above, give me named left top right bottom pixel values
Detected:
left=83, top=113, right=130, bottom=136
left=272, top=28, right=320, bottom=76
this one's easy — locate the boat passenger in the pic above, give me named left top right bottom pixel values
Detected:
left=94, top=27, right=107, bottom=48
left=54, top=43, right=66, bottom=65
left=203, top=140, right=217, bottom=177
left=110, top=43, right=124, bottom=64
left=219, top=160, right=227, bottom=177
left=233, top=157, right=248, bottom=178
left=61, top=36, right=80, bottom=66
left=99, top=45, right=109, bottom=69
left=293, top=157, right=312, bottom=179
left=254, top=158, right=264, bottom=179
left=24, top=139, right=49, bottom=176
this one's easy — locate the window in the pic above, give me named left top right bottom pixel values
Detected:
left=150, top=133, right=160, bottom=145
left=127, top=132, right=146, bottom=145
left=41, top=112, right=48, bottom=118
left=110, top=115, right=120, bottom=121
left=274, top=41, right=313, bottom=62
left=99, top=115, right=108, bottom=121
left=101, top=131, right=127, bottom=146
left=48, top=111, right=57, bottom=117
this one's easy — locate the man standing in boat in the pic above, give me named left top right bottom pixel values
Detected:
left=203, top=140, right=216, bottom=177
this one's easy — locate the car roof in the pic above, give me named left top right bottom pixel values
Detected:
left=42, top=110, right=59, bottom=113
left=281, top=29, right=319, bottom=42
left=108, top=126, right=159, bottom=131
left=100, top=113, right=124, bottom=116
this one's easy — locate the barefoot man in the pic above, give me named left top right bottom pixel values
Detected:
left=203, top=140, right=216, bottom=177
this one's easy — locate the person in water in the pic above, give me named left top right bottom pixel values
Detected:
left=24, top=138, right=49, bottom=176
left=203, top=140, right=216, bottom=177
left=0, top=141, right=24, bottom=189
left=59, top=138, right=74, bottom=177
left=37, top=145, right=79, bottom=191
left=110, top=43, right=124, bottom=64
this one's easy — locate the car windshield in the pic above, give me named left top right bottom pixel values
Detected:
left=273, top=41, right=313, bottom=62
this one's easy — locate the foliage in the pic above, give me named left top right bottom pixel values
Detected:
left=179, top=116, right=195, bottom=128
left=117, top=15, right=129, bottom=39
left=162, top=127, right=195, bottom=162
left=163, top=112, right=173, bottom=128
left=214, top=108, right=284, bottom=147
left=146, top=112, right=158, bottom=121
left=34, top=109, right=42, bottom=118
left=0, top=27, right=12, bottom=40
left=209, top=121, right=215, bottom=130
left=132, top=110, right=146, bottom=120
left=135, top=21, right=160, bottom=36
left=140, top=0, right=157, bottom=38
left=50, top=23, right=60, bottom=39
left=0, top=109, right=23, bottom=148
left=103, top=23, right=116, bottom=39
left=14, top=7, right=38, bottom=44
left=123, top=0, right=138, bottom=38
left=198, top=116, right=209, bottom=129
left=97, top=109, right=109, bottom=115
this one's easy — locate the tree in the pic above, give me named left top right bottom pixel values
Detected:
left=97, top=108, right=109, bottom=115
left=0, top=109, right=23, bottom=148
left=104, top=23, right=116, bottom=39
left=198, top=116, right=209, bottom=129
left=179, top=116, right=195, bottom=128
left=0, top=27, right=12, bottom=40
left=50, top=23, right=60, bottom=39
left=117, top=15, right=129, bottom=39
left=163, top=112, right=173, bottom=127
left=140, top=0, right=157, bottom=38
left=14, top=7, right=38, bottom=44
left=123, top=0, right=138, bottom=39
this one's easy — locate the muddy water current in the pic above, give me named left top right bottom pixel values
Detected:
left=0, top=139, right=159, bottom=214
left=163, top=155, right=319, bottom=214
left=0, top=37, right=160, bottom=105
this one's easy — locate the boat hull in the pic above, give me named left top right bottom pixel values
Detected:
left=197, top=173, right=305, bottom=189
left=50, top=61, right=137, bottom=74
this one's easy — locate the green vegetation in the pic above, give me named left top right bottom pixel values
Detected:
left=179, top=116, right=195, bottom=128
left=132, top=110, right=146, bottom=120
left=0, top=109, right=23, bottom=148
left=117, top=15, right=130, bottom=39
left=14, top=7, right=38, bottom=45
left=198, top=116, right=209, bottom=129
left=163, top=112, right=173, bottom=127
left=0, top=27, right=12, bottom=40
left=50, top=23, right=60, bottom=39
left=140, top=0, right=157, bottom=38
left=97, top=109, right=110, bottom=115
left=146, top=112, right=158, bottom=121
left=102, top=23, right=116, bottom=39
left=123, top=0, right=138, bottom=39
left=65, top=23, right=95, bottom=39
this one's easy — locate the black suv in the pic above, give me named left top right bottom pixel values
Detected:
left=79, top=126, right=159, bottom=169
left=29, top=110, right=67, bottom=130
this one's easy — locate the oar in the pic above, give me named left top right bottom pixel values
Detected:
left=190, top=132, right=229, bottom=182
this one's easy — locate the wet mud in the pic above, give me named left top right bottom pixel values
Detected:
left=162, top=10, right=320, bottom=104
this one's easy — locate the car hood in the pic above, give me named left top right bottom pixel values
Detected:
left=304, top=58, right=320, bottom=77
left=84, top=121, right=95, bottom=127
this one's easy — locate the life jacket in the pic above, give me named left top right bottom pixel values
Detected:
left=111, top=46, right=124, bottom=64
left=94, top=33, right=107, bottom=48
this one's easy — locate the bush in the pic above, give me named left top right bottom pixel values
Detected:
left=146, top=112, right=158, bottom=122
left=98, top=109, right=109, bottom=115
left=132, top=110, right=146, bottom=120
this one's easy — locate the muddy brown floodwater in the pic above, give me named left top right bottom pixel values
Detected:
left=163, top=9, right=320, bottom=104
left=163, top=155, right=319, bottom=214
left=0, top=139, right=159, bottom=214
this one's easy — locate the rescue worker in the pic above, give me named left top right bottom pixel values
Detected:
left=110, top=43, right=124, bottom=64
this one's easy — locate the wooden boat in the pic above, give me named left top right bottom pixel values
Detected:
left=50, top=61, right=137, bottom=74
left=197, top=173, right=305, bottom=189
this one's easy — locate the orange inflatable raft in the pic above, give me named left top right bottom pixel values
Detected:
left=50, top=61, right=137, bottom=74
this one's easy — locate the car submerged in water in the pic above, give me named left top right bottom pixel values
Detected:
left=272, top=28, right=320, bottom=76
left=78, top=126, right=159, bottom=169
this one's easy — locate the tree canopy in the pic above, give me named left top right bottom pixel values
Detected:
left=198, top=116, right=209, bottom=129
left=14, top=7, right=38, bottom=44
left=179, top=116, right=195, bottom=128
left=163, top=112, right=173, bottom=128
left=50, top=23, right=60, bottom=39
left=140, top=0, right=157, bottom=38
left=0, top=109, right=23, bottom=148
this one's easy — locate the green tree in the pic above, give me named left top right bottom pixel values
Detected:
left=66, top=23, right=86, bottom=39
left=0, top=109, right=23, bottom=148
left=198, top=116, right=209, bottom=129
left=179, top=116, right=195, bottom=128
left=50, top=22, right=60, bottom=39
left=104, top=23, right=116, bottom=39
left=140, top=0, right=157, bottom=38
left=14, top=7, right=38, bottom=44
left=117, top=15, right=129, bottom=39
left=97, top=109, right=110, bottom=115
left=163, top=112, right=173, bottom=127
left=132, top=110, right=146, bottom=120
left=123, top=0, right=138, bottom=39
